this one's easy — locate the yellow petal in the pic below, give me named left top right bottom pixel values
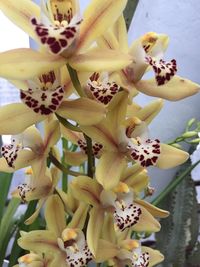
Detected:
left=60, top=125, right=83, bottom=144
left=102, top=214, right=116, bottom=243
left=18, top=230, right=59, bottom=254
left=112, top=15, right=129, bottom=53
left=87, top=207, right=104, bottom=256
left=76, top=0, right=128, bottom=52
left=122, top=166, right=149, bottom=192
left=68, top=202, right=89, bottom=229
left=70, top=176, right=102, bottom=206
left=97, top=30, right=120, bottom=50
left=132, top=206, right=161, bottom=232
left=157, top=144, right=189, bottom=169
left=69, top=48, right=132, bottom=72
left=81, top=122, right=118, bottom=151
left=45, top=195, right=66, bottom=237
left=96, top=152, right=127, bottom=190
left=135, top=199, right=169, bottom=218
left=43, top=119, right=60, bottom=153
left=136, top=75, right=200, bottom=101
left=95, top=239, right=118, bottom=262
left=25, top=199, right=45, bottom=225
left=0, top=103, right=45, bottom=135
left=142, top=246, right=164, bottom=267
left=0, top=49, right=66, bottom=80
left=64, top=151, right=87, bottom=166
left=0, top=0, right=40, bottom=40
left=56, top=187, right=79, bottom=213
left=127, top=102, right=141, bottom=117
left=136, top=99, right=164, bottom=124
left=57, top=98, right=106, bottom=126
left=110, top=71, right=138, bottom=96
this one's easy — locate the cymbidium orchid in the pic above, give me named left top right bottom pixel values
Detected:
left=98, top=16, right=200, bottom=100
left=96, top=237, right=164, bottom=267
left=15, top=253, right=50, bottom=267
left=0, top=118, right=60, bottom=176
left=18, top=195, right=92, bottom=267
left=0, top=0, right=132, bottom=81
left=70, top=176, right=169, bottom=240
left=81, top=91, right=189, bottom=189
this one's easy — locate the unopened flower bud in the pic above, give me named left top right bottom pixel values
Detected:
left=182, top=131, right=197, bottom=138
left=190, top=138, right=200, bottom=144
left=187, top=118, right=196, bottom=129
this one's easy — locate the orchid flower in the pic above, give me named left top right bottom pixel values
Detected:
left=70, top=175, right=169, bottom=256
left=81, top=91, right=189, bottom=189
left=0, top=118, right=60, bottom=179
left=0, top=0, right=132, bottom=81
left=96, top=238, right=164, bottom=267
left=0, top=68, right=106, bottom=135
left=98, top=16, right=200, bottom=100
left=15, top=253, right=50, bottom=267
left=18, top=195, right=92, bottom=267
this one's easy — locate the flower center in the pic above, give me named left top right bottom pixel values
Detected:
left=129, top=137, right=161, bottom=167
left=20, top=71, right=65, bottom=115
left=77, top=139, right=103, bottom=157
left=86, top=72, right=120, bottom=105
left=1, top=138, right=22, bottom=168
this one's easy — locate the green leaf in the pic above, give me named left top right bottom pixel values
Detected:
left=123, top=0, right=139, bottom=30
left=0, top=172, right=13, bottom=221
left=8, top=200, right=38, bottom=266
left=0, top=198, right=20, bottom=266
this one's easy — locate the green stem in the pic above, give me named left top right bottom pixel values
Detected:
left=49, top=152, right=83, bottom=177
left=67, top=64, right=86, bottom=97
left=61, top=138, right=68, bottom=192
left=152, top=159, right=200, bottom=206
left=56, top=113, right=82, bottom=132
left=84, top=134, right=95, bottom=178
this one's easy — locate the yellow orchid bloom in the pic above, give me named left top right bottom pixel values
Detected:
left=18, top=195, right=92, bottom=267
left=98, top=16, right=200, bottom=100
left=71, top=176, right=169, bottom=235
left=80, top=91, right=188, bottom=189
left=0, top=0, right=132, bottom=82
left=0, top=68, right=106, bottom=135
left=95, top=216, right=164, bottom=266
left=15, top=253, right=48, bottom=267
left=0, top=118, right=60, bottom=179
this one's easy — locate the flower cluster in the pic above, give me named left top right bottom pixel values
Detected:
left=0, top=0, right=199, bottom=267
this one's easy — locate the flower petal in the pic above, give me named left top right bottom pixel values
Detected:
left=71, top=176, right=102, bottom=206
left=57, top=98, right=106, bottom=126
left=76, top=0, right=128, bottom=52
left=135, top=199, right=169, bottom=218
left=156, top=144, right=189, bottom=169
left=102, top=214, right=116, bottom=243
left=95, top=239, right=118, bottom=262
left=43, top=119, right=60, bottom=153
left=112, top=16, right=129, bottom=53
left=0, top=0, right=40, bottom=40
left=136, top=75, right=200, bottom=101
left=64, top=151, right=87, bottom=166
left=45, top=195, right=66, bottom=237
left=69, top=48, right=132, bottom=72
left=87, top=207, right=104, bottom=256
left=61, top=125, right=83, bottom=144
left=68, top=202, right=89, bottom=229
left=96, top=152, right=127, bottom=190
left=0, top=49, right=66, bottom=80
left=136, top=99, right=164, bottom=125
left=25, top=199, right=46, bottom=225
left=132, top=206, right=161, bottom=232
left=141, top=246, right=164, bottom=267
left=122, top=165, right=149, bottom=192
left=18, top=230, right=59, bottom=254
left=0, top=103, right=45, bottom=135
